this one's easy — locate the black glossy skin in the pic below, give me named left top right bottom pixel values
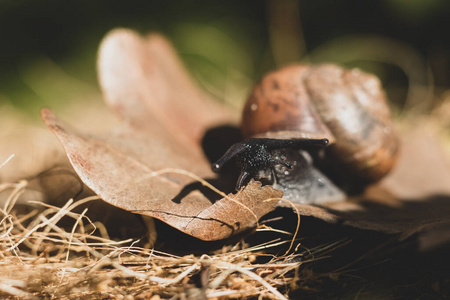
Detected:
left=212, top=138, right=329, bottom=190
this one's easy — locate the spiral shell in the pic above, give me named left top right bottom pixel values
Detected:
left=242, top=64, right=399, bottom=183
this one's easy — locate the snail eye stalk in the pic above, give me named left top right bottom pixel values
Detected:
left=211, top=138, right=329, bottom=191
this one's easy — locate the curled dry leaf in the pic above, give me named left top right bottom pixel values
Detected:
left=41, top=29, right=280, bottom=241
left=97, top=29, right=237, bottom=150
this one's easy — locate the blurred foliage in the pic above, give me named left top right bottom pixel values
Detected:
left=1, top=0, right=450, bottom=119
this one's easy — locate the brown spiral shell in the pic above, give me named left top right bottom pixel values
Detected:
left=241, top=64, right=399, bottom=183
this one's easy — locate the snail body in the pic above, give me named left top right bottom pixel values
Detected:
left=213, top=64, right=399, bottom=204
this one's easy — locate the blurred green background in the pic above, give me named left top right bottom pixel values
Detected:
left=1, top=0, right=449, bottom=119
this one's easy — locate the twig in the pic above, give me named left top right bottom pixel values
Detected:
left=5, top=199, right=73, bottom=252
left=60, top=207, right=89, bottom=282
left=3, top=180, right=27, bottom=214
left=0, top=283, right=37, bottom=300
left=213, top=260, right=288, bottom=300
left=0, top=154, right=15, bottom=169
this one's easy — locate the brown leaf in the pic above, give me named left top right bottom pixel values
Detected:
left=97, top=28, right=237, bottom=149
left=41, top=29, right=280, bottom=241
left=41, top=109, right=280, bottom=240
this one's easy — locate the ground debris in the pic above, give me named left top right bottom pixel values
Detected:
left=0, top=180, right=309, bottom=299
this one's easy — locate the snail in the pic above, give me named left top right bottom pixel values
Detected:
left=212, top=64, right=399, bottom=204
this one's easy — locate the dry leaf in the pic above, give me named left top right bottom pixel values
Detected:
left=41, top=29, right=281, bottom=241
left=98, top=28, right=237, bottom=149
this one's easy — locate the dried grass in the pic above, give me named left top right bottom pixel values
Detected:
left=0, top=170, right=335, bottom=299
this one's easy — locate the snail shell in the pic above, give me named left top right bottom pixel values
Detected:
left=242, top=64, right=399, bottom=186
